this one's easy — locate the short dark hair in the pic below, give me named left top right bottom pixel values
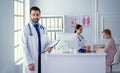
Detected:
left=30, top=6, right=41, bottom=14
left=74, top=24, right=82, bottom=33
left=102, top=29, right=111, bottom=37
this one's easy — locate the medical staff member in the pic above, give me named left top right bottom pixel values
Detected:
left=73, top=24, right=90, bottom=52
left=22, top=6, right=52, bottom=73
left=94, top=29, right=117, bottom=67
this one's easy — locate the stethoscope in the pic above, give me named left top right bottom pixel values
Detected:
left=77, top=35, right=84, bottom=42
left=28, top=23, right=45, bottom=36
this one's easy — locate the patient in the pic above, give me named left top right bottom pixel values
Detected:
left=94, top=29, right=117, bottom=67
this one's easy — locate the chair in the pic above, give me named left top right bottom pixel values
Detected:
left=110, top=50, right=120, bottom=73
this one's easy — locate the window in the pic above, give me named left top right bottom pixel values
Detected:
left=40, top=16, right=64, bottom=41
left=14, top=0, right=30, bottom=66
left=14, top=0, right=24, bottom=65
left=14, top=0, right=24, bottom=64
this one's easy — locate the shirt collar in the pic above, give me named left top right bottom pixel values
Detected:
left=30, top=19, right=41, bottom=26
left=75, top=33, right=81, bottom=36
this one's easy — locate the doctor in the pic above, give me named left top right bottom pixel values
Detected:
left=22, top=6, right=52, bottom=73
left=73, top=24, right=90, bottom=52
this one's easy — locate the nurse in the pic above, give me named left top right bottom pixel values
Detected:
left=73, top=24, right=91, bottom=52
left=21, top=6, right=53, bottom=73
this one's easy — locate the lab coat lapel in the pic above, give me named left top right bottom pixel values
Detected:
left=29, top=22, right=39, bottom=59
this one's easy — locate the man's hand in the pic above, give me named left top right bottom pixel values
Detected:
left=28, top=63, right=35, bottom=71
left=46, top=47, right=53, bottom=53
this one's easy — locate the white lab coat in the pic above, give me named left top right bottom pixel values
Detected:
left=22, top=22, right=51, bottom=73
left=72, top=33, right=86, bottom=49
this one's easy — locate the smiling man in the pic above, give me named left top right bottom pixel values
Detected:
left=22, top=6, right=53, bottom=73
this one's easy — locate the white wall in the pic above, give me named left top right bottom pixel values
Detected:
left=98, top=0, right=120, bottom=13
left=31, top=0, right=95, bottom=15
left=0, top=0, right=15, bottom=73
left=97, top=0, right=120, bottom=44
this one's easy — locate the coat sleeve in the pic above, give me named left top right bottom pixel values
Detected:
left=21, top=27, right=33, bottom=66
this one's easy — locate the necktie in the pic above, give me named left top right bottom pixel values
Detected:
left=34, top=24, right=41, bottom=73
left=34, top=24, right=41, bottom=54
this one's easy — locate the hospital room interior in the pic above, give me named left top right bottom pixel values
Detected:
left=0, top=0, right=120, bottom=73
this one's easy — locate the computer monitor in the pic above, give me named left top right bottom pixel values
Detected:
left=56, top=33, right=78, bottom=50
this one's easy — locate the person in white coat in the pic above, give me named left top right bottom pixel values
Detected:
left=73, top=24, right=91, bottom=52
left=22, top=6, right=53, bottom=73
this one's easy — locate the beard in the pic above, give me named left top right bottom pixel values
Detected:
left=32, top=18, right=39, bottom=23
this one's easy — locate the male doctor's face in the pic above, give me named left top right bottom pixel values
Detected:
left=30, top=10, right=40, bottom=24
